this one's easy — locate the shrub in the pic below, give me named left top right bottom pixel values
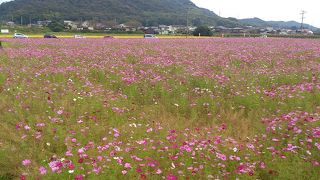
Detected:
left=48, top=21, right=64, bottom=32
left=193, top=26, right=213, bottom=36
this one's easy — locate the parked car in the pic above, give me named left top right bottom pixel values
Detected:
left=103, top=36, right=114, bottom=39
left=13, top=33, right=28, bottom=38
left=44, top=34, right=58, bottom=38
left=74, top=35, right=86, bottom=39
left=144, top=34, right=158, bottom=39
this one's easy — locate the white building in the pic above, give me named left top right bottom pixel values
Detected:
left=64, top=21, right=78, bottom=29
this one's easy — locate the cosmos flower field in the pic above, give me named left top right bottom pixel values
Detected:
left=0, top=38, right=320, bottom=179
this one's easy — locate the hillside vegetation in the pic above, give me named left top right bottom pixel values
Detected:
left=0, top=0, right=240, bottom=27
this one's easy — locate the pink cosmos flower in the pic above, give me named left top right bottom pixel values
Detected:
left=166, top=174, right=177, bottom=180
left=236, top=164, right=246, bottom=173
left=180, top=144, right=192, bottom=152
left=136, top=140, right=147, bottom=145
left=97, top=156, right=103, bottom=161
left=229, top=155, right=241, bottom=161
left=74, top=174, right=84, bottom=180
left=214, top=138, right=222, bottom=145
left=313, top=127, right=320, bottom=138
left=147, top=161, right=156, bottom=167
left=93, top=167, right=101, bottom=174
left=69, top=164, right=75, bottom=170
left=124, top=163, right=132, bottom=169
left=49, top=160, right=63, bottom=172
left=247, top=144, right=255, bottom=149
left=216, top=153, right=227, bottom=161
left=112, top=107, right=125, bottom=114
left=136, top=167, right=143, bottom=173
left=57, top=109, right=64, bottom=115
left=113, top=128, right=120, bottom=137
left=147, top=128, right=153, bottom=133
left=36, top=123, right=45, bottom=127
left=65, top=150, right=73, bottom=157
left=156, top=169, right=162, bottom=174
left=22, top=159, right=31, bottom=166
left=78, top=148, right=85, bottom=154
left=219, top=123, right=227, bottom=131
left=312, top=161, right=320, bottom=166
left=283, top=144, right=298, bottom=152
left=39, top=166, right=47, bottom=175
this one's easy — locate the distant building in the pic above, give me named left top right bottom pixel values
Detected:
left=306, top=30, right=314, bottom=35
left=214, top=26, right=230, bottom=33
left=170, top=25, right=188, bottom=34
left=266, top=27, right=274, bottom=31
left=231, top=27, right=244, bottom=33
left=6, top=21, right=15, bottom=26
left=297, top=29, right=314, bottom=35
left=279, top=31, right=288, bottom=35
left=81, top=21, right=90, bottom=28
left=105, top=27, right=112, bottom=32
left=37, top=20, right=51, bottom=26
left=113, top=24, right=137, bottom=32
left=1, top=29, right=9, bottom=34
left=144, top=28, right=156, bottom=34
left=64, top=21, right=78, bottom=30
left=158, top=25, right=179, bottom=35
left=95, top=23, right=106, bottom=30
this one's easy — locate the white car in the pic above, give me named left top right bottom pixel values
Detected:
left=13, top=33, right=28, bottom=38
left=74, top=35, right=86, bottom=39
left=144, top=34, right=158, bottom=39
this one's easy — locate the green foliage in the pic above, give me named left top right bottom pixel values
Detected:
left=48, top=21, right=64, bottom=32
left=193, top=26, right=213, bottom=36
left=0, top=0, right=238, bottom=27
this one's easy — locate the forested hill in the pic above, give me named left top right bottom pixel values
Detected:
left=240, top=17, right=319, bottom=31
left=0, top=0, right=241, bottom=27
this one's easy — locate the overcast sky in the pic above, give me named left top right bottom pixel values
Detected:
left=192, top=0, right=319, bottom=27
left=0, top=0, right=319, bottom=27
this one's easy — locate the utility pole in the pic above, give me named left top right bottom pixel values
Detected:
left=20, top=16, right=23, bottom=25
left=300, top=10, right=306, bottom=30
left=186, top=3, right=192, bottom=38
left=186, top=9, right=189, bottom=38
